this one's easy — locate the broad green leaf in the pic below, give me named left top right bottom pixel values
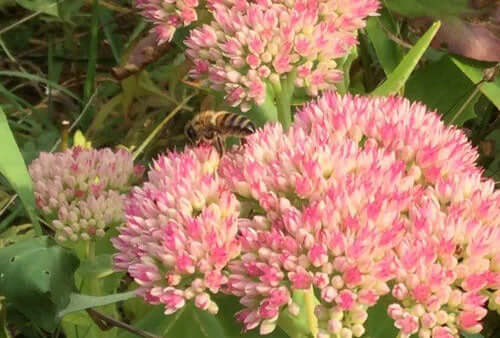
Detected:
left=406, top=55, right=478, bottom=126
left=383, top=0, right=468, bottom=17
left=450, top=56, right=500, bottom=110
left=364, top=295, right=398, bottom=338
left=371, top=21, right=441, bottom=96
left=365, top=11, right=403, bottom=75
left=58, top=290, right=136, bottom=318
left=0, top=107, right=41, bottom=234
left=15, top=0, right=58, bottom=16
left=0, top=237, right=79, bottom=331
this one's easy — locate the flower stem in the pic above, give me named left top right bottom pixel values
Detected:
left=86, top=239, right=101, bottom=296
left=275, top=70, right=297, bottom=130
left=304, top=287, right=319, bottom=337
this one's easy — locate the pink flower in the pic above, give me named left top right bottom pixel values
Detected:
left=218, top=93, right=421, bottom=334
left=112, top=145, right=240, bottom=315
left=220, top=92, right=500, bottom=336
left=29, top=147, right=143, bottom=241
left=137, top=0, right=202, bottom=44
left=294, top=93, right=499, bottom=337
left=185, top=0, right=379, bottom=109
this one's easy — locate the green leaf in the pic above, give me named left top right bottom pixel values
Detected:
left=364, top=295, right=398, bottom=338
left=383, top=0, right=468, bottom=17
left=58, top=290, right=136, bottom=318
left=371, top=21, right=442, bottom=96
left=406, top=55, right=478, bottom=126
left=365, top=11, right=403, bottom=75
left=15, top=0, right=58, bottom=16
left=117, top=304, right=228, bottom=338
left=120, top=296, right=289, bottom=338
left=0, top=107, right=41, bottom=234
left=450, top=56, right=500, bottom=110
left=0, top=237, right=79, bottom=331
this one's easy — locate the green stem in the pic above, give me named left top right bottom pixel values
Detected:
left=304, top=287, right=319, bottom=337
left=86, top=240, right=101, bottom=296
left=274, top=70, right=297, bottom=130
left=278, top=288, right=319, bottom=338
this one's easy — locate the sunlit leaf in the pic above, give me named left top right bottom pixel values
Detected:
left=58, top=291, right=136, bottom=318
left=15, top=0, right=58, bottom=16
left=371, top=21, right=441, bottom=96
left=450, top=56, right=500, bottom=110
left=0, top=107, right=41, bottom=234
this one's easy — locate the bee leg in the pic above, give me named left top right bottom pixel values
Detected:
left=215, top=136, right=225, bottom=156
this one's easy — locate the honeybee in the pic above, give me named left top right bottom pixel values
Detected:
left=184, top=110, right=256, bottom=155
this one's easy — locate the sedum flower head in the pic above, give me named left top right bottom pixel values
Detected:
left=185, top=0, right=379, bottom=110
left=136, top=0, right=202, bottom=44
left=218, top=92, right=499, bottom=337
left=29, top=147, right=143, bottom=242
left=112, top=145, right=241, bottom=315
left=293, top=93, right=499, bottom=337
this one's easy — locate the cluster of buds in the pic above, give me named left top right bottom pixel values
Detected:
left=29, top=147, right=143, bottom=242
left=136, top=0, right=202, bottom=44
left=185, top=0, right=380, bottom=110
left=112, top=146, right=241, bottom=315
left=113, top=92, right=500, bottom=337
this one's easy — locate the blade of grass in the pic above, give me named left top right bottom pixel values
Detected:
left=98, top=8, right=121, bottom=63
left=80, top=0, right=100, bottom=129
left=132, top=94, right=195, bottom=160
left=0, top=107, right=41, bottom=235
left=0, top=2, right=58, bottom=36
left=0, top=71, right=81, bottom=102
left=371, top=21, right=441, bottom=96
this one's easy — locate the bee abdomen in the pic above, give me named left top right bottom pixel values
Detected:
left=218, top=113, right=256, bottom=136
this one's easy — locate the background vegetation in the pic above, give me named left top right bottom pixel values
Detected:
left=0, top=0, right=499, bottom=337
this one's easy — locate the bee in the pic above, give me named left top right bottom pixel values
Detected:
left=184, top=110, right=256, bottom=155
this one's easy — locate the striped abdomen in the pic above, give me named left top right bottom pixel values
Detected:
left=213, top=111, right=256, bottom=137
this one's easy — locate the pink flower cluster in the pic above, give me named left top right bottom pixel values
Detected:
left=136, top=0, right=201, bottom=44
left=113, top=93, right=500, bottom=337
left=185, top=0, right=379, bottom=110
left=29, top=147, right=143, bottom=242
left=112, top=146, right=241, bottom=315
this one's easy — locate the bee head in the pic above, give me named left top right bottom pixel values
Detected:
left=185, top=124, right=198, bottom=143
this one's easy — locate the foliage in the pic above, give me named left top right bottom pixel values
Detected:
left=0, top=0, right=499, bottom=337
